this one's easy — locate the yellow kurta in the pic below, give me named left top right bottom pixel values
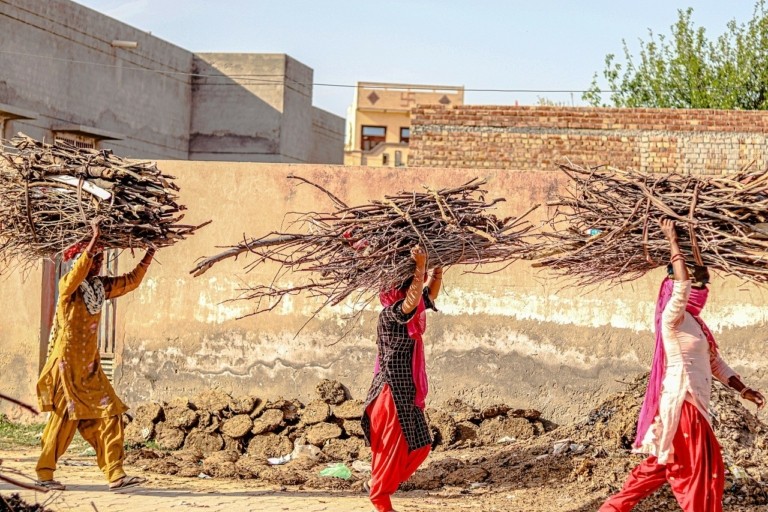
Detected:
left=36, top=251, right=148, bottom=420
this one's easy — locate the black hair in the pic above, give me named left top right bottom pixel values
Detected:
left=398, top=275, right=414, bottom=292
left=691, top=265, right=710, bottom=285
left=666, top=262, right=710, bottom=285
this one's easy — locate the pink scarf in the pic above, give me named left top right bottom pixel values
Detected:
left=376, top=288, right=429, bottom=409
left=634, top=279, right=718, bottom=448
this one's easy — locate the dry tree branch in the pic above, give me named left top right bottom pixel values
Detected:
left=0, top=133, right=209, bottom=269
left=191, top=177, right=540, bottom=320
left=531, top=162, right=768, bottom=286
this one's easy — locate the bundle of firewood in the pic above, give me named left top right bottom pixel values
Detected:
left=191, top=176, right=538, bottom=316
left=0, top=134, right=209, bottom=268
left=532, top=162, right=768, bottom=285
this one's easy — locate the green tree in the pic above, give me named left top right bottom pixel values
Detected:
left=583, top=1, right=768, bottom=109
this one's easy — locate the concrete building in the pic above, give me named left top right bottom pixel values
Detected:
left=0, top=0, right=343, bottom=163
left=343, top=82, right=463, bottom=167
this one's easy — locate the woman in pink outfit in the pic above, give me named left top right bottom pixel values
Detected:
left=600, top=218, right=765, bottom=512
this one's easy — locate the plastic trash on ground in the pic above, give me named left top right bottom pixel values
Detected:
left=267, top=453, right=292, bottom=465
left=553, top=439, right=571, bottom=455
left=351, top=460, right=372, bottom=473
left=729, top=465, right=749, bottom=481
left=292, top=443, right=321, bottom=461
left=319, top=463, right=352, bottom=480
left=268, top=442, right=322, bottom=465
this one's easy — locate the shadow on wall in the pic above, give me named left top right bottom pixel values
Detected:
left=189, top=56, right=283, bottom=161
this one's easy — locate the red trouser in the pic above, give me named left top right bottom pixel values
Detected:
left=367, top=384, right=431, bottom=512
left=600, top=401, right=725, bottom=512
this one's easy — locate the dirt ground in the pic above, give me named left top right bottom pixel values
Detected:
left=3, top=375, right=767, bottom=511
left=0, top=444, right=764, bottom=512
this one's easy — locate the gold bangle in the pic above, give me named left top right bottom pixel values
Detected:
left=740, top=387, right=753, bottom=399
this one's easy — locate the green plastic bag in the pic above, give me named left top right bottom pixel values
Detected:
left=319, top=463, right=352, bottom=480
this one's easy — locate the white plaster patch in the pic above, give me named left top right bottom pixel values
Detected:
left=425, top=288, right=768, bottom=334
left=136, top=277, right=158, bottom=304
left=440, top=289, right=654, bottom=332
left=279, top=293, right=294, bottom=316
left=185, top=274, right=768, bottom=335
left=193, top=276, right=252, bottom=324
left=442, top=327, right=641, bottom=370
left=707, top=303, right=768, bottom=331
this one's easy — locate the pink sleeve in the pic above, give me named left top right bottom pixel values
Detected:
left=662, top=280, right=691, bottom=327
left=710, top=351, right=739, bottom=385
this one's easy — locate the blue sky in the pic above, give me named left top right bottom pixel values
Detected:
left=76, top=0, right=755, bottom=116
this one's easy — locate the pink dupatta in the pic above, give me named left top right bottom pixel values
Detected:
left=634, top=278, right=718, bottom=448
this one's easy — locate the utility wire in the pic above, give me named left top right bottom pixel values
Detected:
left=0, top=48, right=611, bottom=93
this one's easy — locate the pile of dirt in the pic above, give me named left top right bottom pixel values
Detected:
left=0, top=493, right=51, bottom=512
left=125, top=379, right=551, bottom=488
left=399, top=374, right=768, bottom=510
left=550, top=374, right=768, bottom=509
left=125, top=374, right=768, bottom=509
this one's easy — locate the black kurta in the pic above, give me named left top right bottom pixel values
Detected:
left=362, top=289, right=435, bottom=451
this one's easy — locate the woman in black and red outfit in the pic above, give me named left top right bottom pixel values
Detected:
left=361, top=245, right=443, bottom=512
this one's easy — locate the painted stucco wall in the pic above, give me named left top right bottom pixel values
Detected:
left=106, top=163, right=768, bottom=424
left=310, top=107, right=345, bottom=165
left=3, top=163, right=768, bottom=424
left=0, top=0, right=193, bottom=159
left=0, top=1, right=345, bottom=163
left=0, top=266, right=43, bottom=422
left=189, top=54, right=333, bottom=163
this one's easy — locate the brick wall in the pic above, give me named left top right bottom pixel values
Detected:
left=410, top=105, right=768, bottom=173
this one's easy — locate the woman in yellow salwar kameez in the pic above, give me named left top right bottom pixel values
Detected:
left=35, top=218, right=155, bottom=491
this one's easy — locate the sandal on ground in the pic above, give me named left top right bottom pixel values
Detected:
left=35, top=480, right=66, bottom=491
left=109, top=475, right=146, bottom=491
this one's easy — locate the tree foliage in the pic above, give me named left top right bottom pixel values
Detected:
left=584, top=1, right=768, bottom=109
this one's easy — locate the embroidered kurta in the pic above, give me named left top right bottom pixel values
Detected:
left=37, top=252, right=148, bottom=420
left=362, top=289, right=435, bottom=452
left=635, top=280, right=737, bottom=464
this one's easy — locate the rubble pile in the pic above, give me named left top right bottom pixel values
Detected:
left=550, top=374, right=768, bottom=509
left=125, top=379, right=551, bottom=489
left=401, top=374, right=768, bottom=510
left=125, top=374, right=768, bottom=510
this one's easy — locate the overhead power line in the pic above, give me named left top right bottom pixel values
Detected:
left=0, top=49, right=610, bottom=94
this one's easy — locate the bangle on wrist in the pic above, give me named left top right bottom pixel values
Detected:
left=740, top=387, right=753, bottom=399
left=670, top=254, right=686, bottom=263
